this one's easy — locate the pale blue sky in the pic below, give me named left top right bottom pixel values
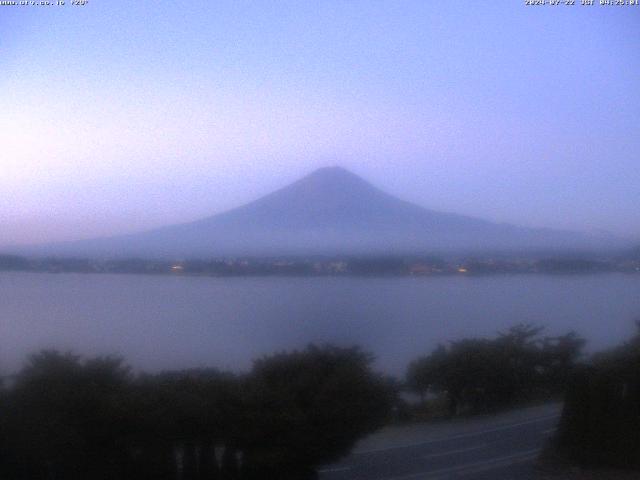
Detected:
left=1, top=1, right=639, bottom=245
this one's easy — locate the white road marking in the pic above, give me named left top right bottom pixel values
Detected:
left=356, top=413, right=560, bottom=455
left=421, top=442, right=494, bottom=460
left=382, top=448, right=540, bottom=480
left=542, top=427, right=557, bottom=434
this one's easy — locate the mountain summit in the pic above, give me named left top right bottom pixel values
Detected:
left=23, top=167, right=614, bottom=258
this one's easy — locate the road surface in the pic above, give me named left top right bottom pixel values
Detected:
left=318, top=403, right=561, bottom=480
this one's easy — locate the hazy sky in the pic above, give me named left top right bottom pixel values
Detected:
left=2, top=1, right=639, bottom=246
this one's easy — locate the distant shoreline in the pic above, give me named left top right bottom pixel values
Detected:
left=1, top=253, right=638, bottom=278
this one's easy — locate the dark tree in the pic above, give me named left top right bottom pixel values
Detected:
left=556, top=322, right=640, bottom=470
left=0, top=345, right=392, bottom=480
left=241, top=345, right=393, bottom=479
left=2, top=351, right=131, bottom=479
left=407, top=324, right=586, bottom=416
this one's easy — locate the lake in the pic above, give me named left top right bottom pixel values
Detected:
left=1, top=272, right=639, bottom=376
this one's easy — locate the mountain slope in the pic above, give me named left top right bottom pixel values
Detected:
left=18, top=167, right=618, bottom=258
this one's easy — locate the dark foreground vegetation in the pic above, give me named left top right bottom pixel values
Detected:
left=407, top=323, right=640, bottom=473
left=406, top=324, right=585, bottom=417
left=554, top=323, right=640, bottom=471
left=0, top=346, right=393, bottom=480
left=1, top=322, right=638, bottom=479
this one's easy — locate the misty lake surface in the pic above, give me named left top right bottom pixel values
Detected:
left=1, top=272, right=639, bottom=375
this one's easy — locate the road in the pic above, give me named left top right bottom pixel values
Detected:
left=318, top=403, right=561, bottom=480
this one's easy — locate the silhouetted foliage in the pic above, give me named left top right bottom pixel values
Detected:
left=0, top=345, right=392, bottom=480
left=241, top=345, right=393, bottom=479
left=407, top=324, right=585, bottom=416
left=347, top=257, right=407, bottom=275
left=536, top=258, right=607, bottom=274
left=556, top=322, right=640, bottom=470
left=1, top=351, right=131, bottom=479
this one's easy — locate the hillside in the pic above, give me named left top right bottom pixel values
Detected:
left=16, top=167, right=617, bottom=258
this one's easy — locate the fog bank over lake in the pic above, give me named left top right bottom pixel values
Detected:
left=1, top=272, right=639, bottom=375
